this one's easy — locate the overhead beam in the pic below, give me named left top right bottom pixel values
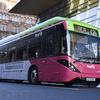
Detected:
left=10, top=0, right=63, bottom=15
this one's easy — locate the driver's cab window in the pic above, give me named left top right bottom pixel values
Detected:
left=61, top=36, right=67, bottom=54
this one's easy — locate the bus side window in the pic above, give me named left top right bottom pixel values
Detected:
left=3, top=50, right=8, bottom=63
left=29, top=46, right=36, bottom=58
left=8, top=48, right=16, bottom=62
left=28, top=38, right=41, bottom=58
left=16, top=47, right=28, bottom=61
left=16, top=48, right=23, bottom=60
left=0, top=51, right=3, bottom=63
left=23, top=49, right=27, bottom=60
left=9, top=51, right=16, bottom=62
left=28, top=46, right=40, bottom=58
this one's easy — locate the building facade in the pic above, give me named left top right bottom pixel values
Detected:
left=0, top=0, right=20, bottom=10
left=71, top=0, right=100, bottom=28
left=38, top=0, right=100, bottom=28
left=0, top=1, right=36, bottom=39
left=9, top=0, right=100, bottom=28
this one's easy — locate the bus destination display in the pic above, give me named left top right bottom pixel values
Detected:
left=74, top=24, right=98, bottom=36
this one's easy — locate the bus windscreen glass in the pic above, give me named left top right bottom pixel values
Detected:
left=69, top=31, right=100, bottom=63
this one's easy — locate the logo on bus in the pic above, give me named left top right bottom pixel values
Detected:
left=35, top=32, right=42, bottom=37
left=96, top=71, right=100, bottom=74
left=87, top=65, right=95, bottom=69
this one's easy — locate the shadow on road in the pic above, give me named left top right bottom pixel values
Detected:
left=0, top=79, right=99, bottom=89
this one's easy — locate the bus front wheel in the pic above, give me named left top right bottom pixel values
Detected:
left=28, top=67, right=38, bottom=84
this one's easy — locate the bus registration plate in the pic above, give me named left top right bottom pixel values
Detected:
left=86, top=78, right=96, bottom=82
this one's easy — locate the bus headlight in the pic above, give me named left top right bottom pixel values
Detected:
left=57, top=59, right=80, bottom=73
left=69, top=63, right=80, bottom=73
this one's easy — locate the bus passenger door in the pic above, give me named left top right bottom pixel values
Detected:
left=36, top=58, right=52, bottom=81
left=36, top=57, right=60, bottom=82
left=37, top=27, right=62, bottom=82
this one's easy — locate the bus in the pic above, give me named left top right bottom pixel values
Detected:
left=0, top=17, right=100, bottom=86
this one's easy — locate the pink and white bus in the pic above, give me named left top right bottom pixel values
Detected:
left=0, top=17, right=100, bottom=86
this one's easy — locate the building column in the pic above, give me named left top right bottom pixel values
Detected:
left=96, top=0, right=100, bottom=27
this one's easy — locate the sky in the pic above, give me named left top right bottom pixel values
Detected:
left=0, top=0, right=20, bottom=10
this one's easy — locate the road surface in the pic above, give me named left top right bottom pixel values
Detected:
left=0, top=81, right=100, bottom=100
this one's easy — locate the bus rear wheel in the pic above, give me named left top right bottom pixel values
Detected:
left=29, top=67, right=38, bottom=84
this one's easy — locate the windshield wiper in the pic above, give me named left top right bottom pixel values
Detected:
left=73, top=58, right=81, bottom=63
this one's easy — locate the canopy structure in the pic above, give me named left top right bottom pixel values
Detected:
left=10, top=0, right=63, bottom=15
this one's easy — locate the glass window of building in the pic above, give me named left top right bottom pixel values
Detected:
left=13, top=26, right=20, bottom=33
left=26, top=18, right=32, bottom=24
left=84, top=15, right=96, bottom=23
left=0, top=24, right=7, bottom=31
left=96, top=19, right=100, bottom=28
left=5, top=15, right=9, bottom=20
left=12, top=16, right=15, bottom=22
left=71, top=7, right=98, bottom=27
left=29, top=19, right=32, bottom=24
left=87, top=7, right=97, bottom=18
left=4, top=25, right=7, bottom=31
left=71, top=12, right=87, bottom=20
left=17, top=16, right=20, bottom=22
left=14, top=16, right=18, bottom=22
left=78, top=11, right=87, bottom=20
left=2, top=14, right=6, bottom=20
left=0, top=13, right=2, bottom=19
left=12, top=16, right=19, bottom=22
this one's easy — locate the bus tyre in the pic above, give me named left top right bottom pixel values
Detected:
left=29, top=67, right=38, bottom=84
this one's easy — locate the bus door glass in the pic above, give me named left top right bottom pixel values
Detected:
left=28, top=38, right=41, bottom=59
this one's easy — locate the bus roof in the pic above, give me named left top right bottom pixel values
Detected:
left=0, top=16, right=99, bottom=46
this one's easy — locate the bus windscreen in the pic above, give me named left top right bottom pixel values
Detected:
left=69, top=31, right=100, bottom=64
